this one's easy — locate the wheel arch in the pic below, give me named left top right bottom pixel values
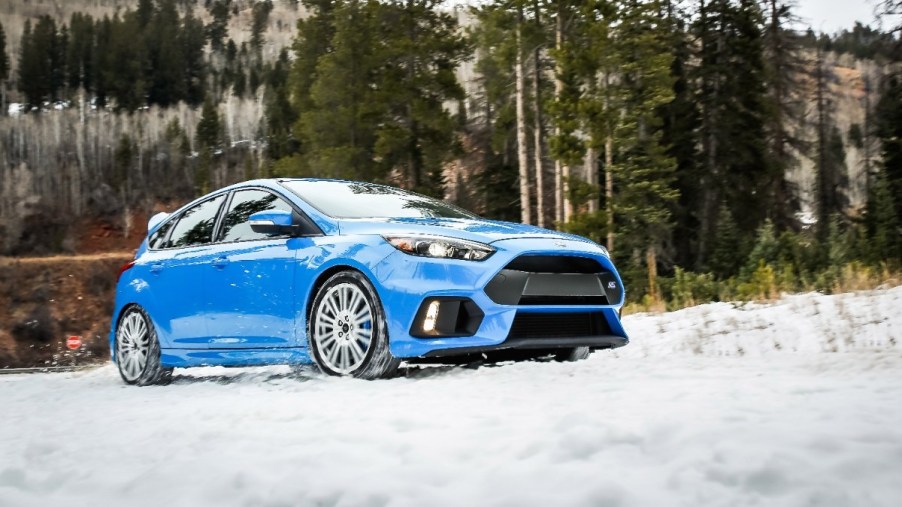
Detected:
left=305, top=265, right=368, bottom=323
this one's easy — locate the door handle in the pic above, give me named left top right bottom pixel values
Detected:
left=211, top=257, right=229, bottom=269
left=150, top=263, right=164, bottom=274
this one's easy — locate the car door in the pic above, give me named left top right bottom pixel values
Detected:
left=204, top=188, right=309, bottom=348
left=143, top=193, right=227, bottom=348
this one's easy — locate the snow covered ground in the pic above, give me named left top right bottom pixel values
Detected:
left=1, top=287, right=900, bottom=507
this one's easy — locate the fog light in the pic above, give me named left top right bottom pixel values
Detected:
left=423, top=300, right=440, bottom=332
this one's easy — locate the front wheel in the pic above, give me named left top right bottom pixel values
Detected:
left=115, top=306, right=172, bottom=386
left=308, top=271, right=400, bottom=379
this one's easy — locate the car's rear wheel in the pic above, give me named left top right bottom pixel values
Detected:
left=554, top=346, right=591, bottom=362
left=115, top=306, right=172, bottom=386
left=308, top=271, right=400, bottom=379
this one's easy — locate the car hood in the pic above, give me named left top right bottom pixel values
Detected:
left=336, top=217, right=594, bottom=245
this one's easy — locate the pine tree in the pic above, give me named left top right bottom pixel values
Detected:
left=294, top=0, right=382, bottom=180
left=251, top=1, right=275, bottom=51
left=761, top=0, right=803, bottom=230
left=864, top=169, right=901, bottom=262
left=370, top=0, right=468, bottom=196
left=692, top=0, right=772, bottom=268
left=18, top=16, right=62, bottom=106
left=605, top=0, right=678, bottom=298
left=875, top=73, right=902, bottom=229
left=206, top=0, right=232, bottom=52
left=195, top=98, right=222, bottom=193
left=660, top=1, right=702, bottom=269
left=66, top=13, right=95, bottom=92
left=0, top=21, right=8, bottom=113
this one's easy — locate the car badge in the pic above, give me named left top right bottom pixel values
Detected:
left=555, top=241, right=567, bottom=248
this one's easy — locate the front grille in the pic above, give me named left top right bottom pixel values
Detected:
left=507, top=312, right=611, bottom=339
left=485, top=254, right=622, bottom=306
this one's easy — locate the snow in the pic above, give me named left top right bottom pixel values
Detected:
left=1, top=287, right=901, bottom=506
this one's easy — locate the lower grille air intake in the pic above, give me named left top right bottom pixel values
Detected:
left=507, top=312, right=611, bottom=340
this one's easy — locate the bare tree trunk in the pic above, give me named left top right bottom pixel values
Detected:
left=532, top=0, right=546, bottom=228
left=605, top=134, right=614, bottom=251
left=553, top=6, right=564, bottom=225
left=532, top=47, right=545, bottom=228
left=646, top=244, right=659, bottom=305
left=586, top=147, right=597, bottom=213
left=515, top=6, right=532, bottom=225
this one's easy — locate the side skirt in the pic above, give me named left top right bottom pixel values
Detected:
left=161, top=347, right=312, bottom=368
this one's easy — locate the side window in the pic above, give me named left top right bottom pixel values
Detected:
left=219, top=189, right=294, bottom=243
left=148, top=220, right=174, bottom=250
left=166, top=194, right=226, bottom=248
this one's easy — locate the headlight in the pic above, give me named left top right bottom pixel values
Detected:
left=383, top=235, right=495, bottom=261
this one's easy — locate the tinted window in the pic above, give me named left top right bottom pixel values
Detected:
left=166, top=194, right=226, bottom=248
left=219, top=189, right=294, bottom=242
left=281, top=180, right=477, bottom=219
left=148, top=220, right=174, bottom=250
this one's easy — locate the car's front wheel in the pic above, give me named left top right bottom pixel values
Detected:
left=115, top=306, right=172, bottom=386
left=308, top=271, right=400, bottom=379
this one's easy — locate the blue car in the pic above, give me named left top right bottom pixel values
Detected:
left=111, top=179, right=628, bottom=384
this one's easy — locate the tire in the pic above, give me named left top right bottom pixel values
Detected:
left=554, top=346, right=591, bottom=362
left=115, top=305, right=173, bottom=386
left=308, top=270, right=400, bottom=379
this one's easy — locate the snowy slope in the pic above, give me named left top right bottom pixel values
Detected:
left=1, top=288, right=900, bottom=507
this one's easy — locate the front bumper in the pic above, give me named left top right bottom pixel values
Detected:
left=372, top=237, right=628, bottom=358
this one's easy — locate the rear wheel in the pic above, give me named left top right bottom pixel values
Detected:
left=308, top=271, right=400, bottom=379
left=115, top=306, right=172, bottom=386
left=554, top=346, right=591, bottom=362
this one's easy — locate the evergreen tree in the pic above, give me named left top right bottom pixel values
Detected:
left=180, top=9, right=207, bottom=105
left=604, top=0, right=678, bottom=297
left=251, top=1, right=275, bottom=51
left=864, top=169, right=901, bottom=262
left=0, top=22, right=7, bottom=83
left=294, top=0, right=382, bottom=180
left=290, top=0, right=338, bottom=131
left=263, top=49, right=298, bottom=161
left=105, top=12, right=145, bottom=110
left=660, top=1, right=702, bottom=269
left=875, top=73, right=902, bottom=229
left=195, top=98, right=223, bottom=193
left=18, top=16, right=64, bottom=106
left=761, top=0, right=803, bottom=230
left=288, top=0, right=467, bottom=193
left=66, top=13, right=95, bottom=92
left=0, top=21, right=8, bottom=113
left=692, top=0, right=772, bottom=268
left=206, top=0, right=232, bottom=52
left=370, top=0, right=468, bottom=195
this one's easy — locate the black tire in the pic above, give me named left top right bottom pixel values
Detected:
left=554, top=346, right=591, bottom=362
left=308, top=270, right=400, bottom=379
left=115, top=305, right=173, bottom=386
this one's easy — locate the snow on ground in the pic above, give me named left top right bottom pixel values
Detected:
left=1, top=288, right=900, bottom=507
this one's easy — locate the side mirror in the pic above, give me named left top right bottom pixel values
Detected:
left=249, top=210, right=298, bottom=236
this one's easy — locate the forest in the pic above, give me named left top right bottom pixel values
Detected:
left=0, top=0, right=900, bottom=310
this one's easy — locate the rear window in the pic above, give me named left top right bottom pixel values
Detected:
left=165, top=194, right=226, bottom=248
left=281, top=180, right=476, bottom=220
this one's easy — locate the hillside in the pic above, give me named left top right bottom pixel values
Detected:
left=0, top=252, right=133, bottom=368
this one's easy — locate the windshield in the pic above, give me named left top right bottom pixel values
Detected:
left=281, top=180, right=478, bottom=220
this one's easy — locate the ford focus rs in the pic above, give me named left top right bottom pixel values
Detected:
left=111, top=179, right=628, bottom=384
